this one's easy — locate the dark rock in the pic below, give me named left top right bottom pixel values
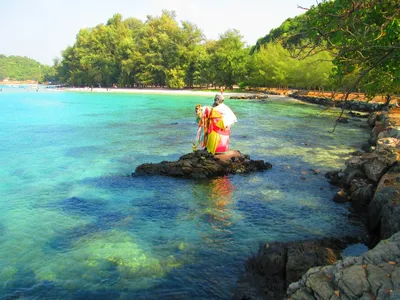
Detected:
left=233, top=237, right=355, bottom=300
left=288, top=95, right=385, bottom=113
left=361, top=143, right=374, bottom=152
left=344, top=151, right=395, bottom=183
left=325, top=171, right=346, bottom=186
left=133, top=150, right=272, bottom=179
left=287, top=232, right=400, bottom=300
left=349, top=178, right=375, bottom=212
left=343, top=168, right=366, bottom=186
left=230, top=95, right=269, bottom=100
left=368, top=163, right=400, bottom=241
left=348, top=111, right=369, bottom=118
left=333, top=189, right=349, bottom=203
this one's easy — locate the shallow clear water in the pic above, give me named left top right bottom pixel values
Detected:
left=0, top=86, right=369, bottom=299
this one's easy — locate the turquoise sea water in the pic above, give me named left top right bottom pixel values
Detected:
left=0, top=86, right=369, bottom=299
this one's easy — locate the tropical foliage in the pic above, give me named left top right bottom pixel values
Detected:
left=7, top=1, right=398, bottom=96
left=246, top=43, right=334, bottom=90
left=57, top=10, right=335, bottom=90
left=0, top=55, right=42, bottom=81
left=255, top=0, right=400, bottom=96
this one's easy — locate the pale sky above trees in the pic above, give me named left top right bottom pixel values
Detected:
left=0, top=0, right=317, bottom=65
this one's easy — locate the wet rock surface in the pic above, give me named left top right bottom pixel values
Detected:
left=287, top=231, right=400, bottom=300
left=133, top=150, right=272, bottom=179
left=233, top=237, right=361, bottom=300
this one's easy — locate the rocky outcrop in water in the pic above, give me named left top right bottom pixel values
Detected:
left=133, top=150, right=272, bottom=179
left=233, top=237, right=360, bottom=300
left=287, top=231, right=400, bottom=299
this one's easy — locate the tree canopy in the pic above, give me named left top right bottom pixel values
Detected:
left=56, top=10, right=335, bottom=90
left=0, top=55, right=42, bottom=81
left=59, top=11, right=215, bottom=88
left=255, top=0, right=400, bottom=96
left=8, top=2, right=397, bottom=95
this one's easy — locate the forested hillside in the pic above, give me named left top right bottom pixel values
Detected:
left=0, top=55, right=42, bottom=81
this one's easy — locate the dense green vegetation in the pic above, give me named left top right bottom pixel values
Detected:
left=58, top=11, right=248, bottom=88
left=255, top=0, right=400, bottom=96
left=0, top=55, right=42, bottom=81
left=246, top=43, right=334, bottom=90
left=0, top=55, right=60, bottom=83
left=6, top=0, right=398, bottom=96
left=57, top=10, right=334, bottom=90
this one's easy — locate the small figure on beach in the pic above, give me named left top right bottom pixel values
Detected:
left=195, top=93, right=237, bottom=155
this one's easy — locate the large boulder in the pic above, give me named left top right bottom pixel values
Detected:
left=349, top=178, right=375, bottom=212
left=376, top=137, right=400, bottom=161
left=367, top=111, right=389, bottom=128
left=368, top=163, right=400, bottom=240
left=233, top=238, right=353, bottom=300
left=287, top=231, right=400, bottom=300
left=345, top=151, right=396, bottom=183
left=133, top=150, right=272, bottom=179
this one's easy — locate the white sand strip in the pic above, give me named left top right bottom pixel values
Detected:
left=63, top=87, right=267, bottom=97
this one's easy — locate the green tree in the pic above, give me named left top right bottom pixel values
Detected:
left=212, top=29, right=248, bottom=88
left=247, top=42, right=334, bottom=90
left=166, top=67, right=185, bottom=89
left=177, top=21, right=205, bottom=87
left=0, top=55, right=44, bottom=81
left=282, top=0, right=400, bottom=96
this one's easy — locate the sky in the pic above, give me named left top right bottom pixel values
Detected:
left=0, top=0, right=318, bottom=65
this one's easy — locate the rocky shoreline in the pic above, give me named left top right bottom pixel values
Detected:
left=229, top=94, right=269, bottom=100
left=233, top=99, right=399, bottom=299
left=289, top=92, right=387, bottom=112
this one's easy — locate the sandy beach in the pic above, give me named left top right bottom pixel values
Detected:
left=62, top=87, right=273, bottom=97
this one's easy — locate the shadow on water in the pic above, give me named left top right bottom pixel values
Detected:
left=3, top=281, right=121, bottom=300
left=65, top=146, right=102, bottom=157
left=46, top=213, right=128, bottom=253
left=81, top=175, right=139, bottom=189
left=134, top=197, right=184, bottom=221
left=2, top=269, right=37, bottom=299
left=59, top=196, right=108, bottom=216
left=45, top=197, right=129, bottom=252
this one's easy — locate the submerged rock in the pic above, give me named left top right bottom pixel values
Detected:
left=133, top=150, right=272, bottom=179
